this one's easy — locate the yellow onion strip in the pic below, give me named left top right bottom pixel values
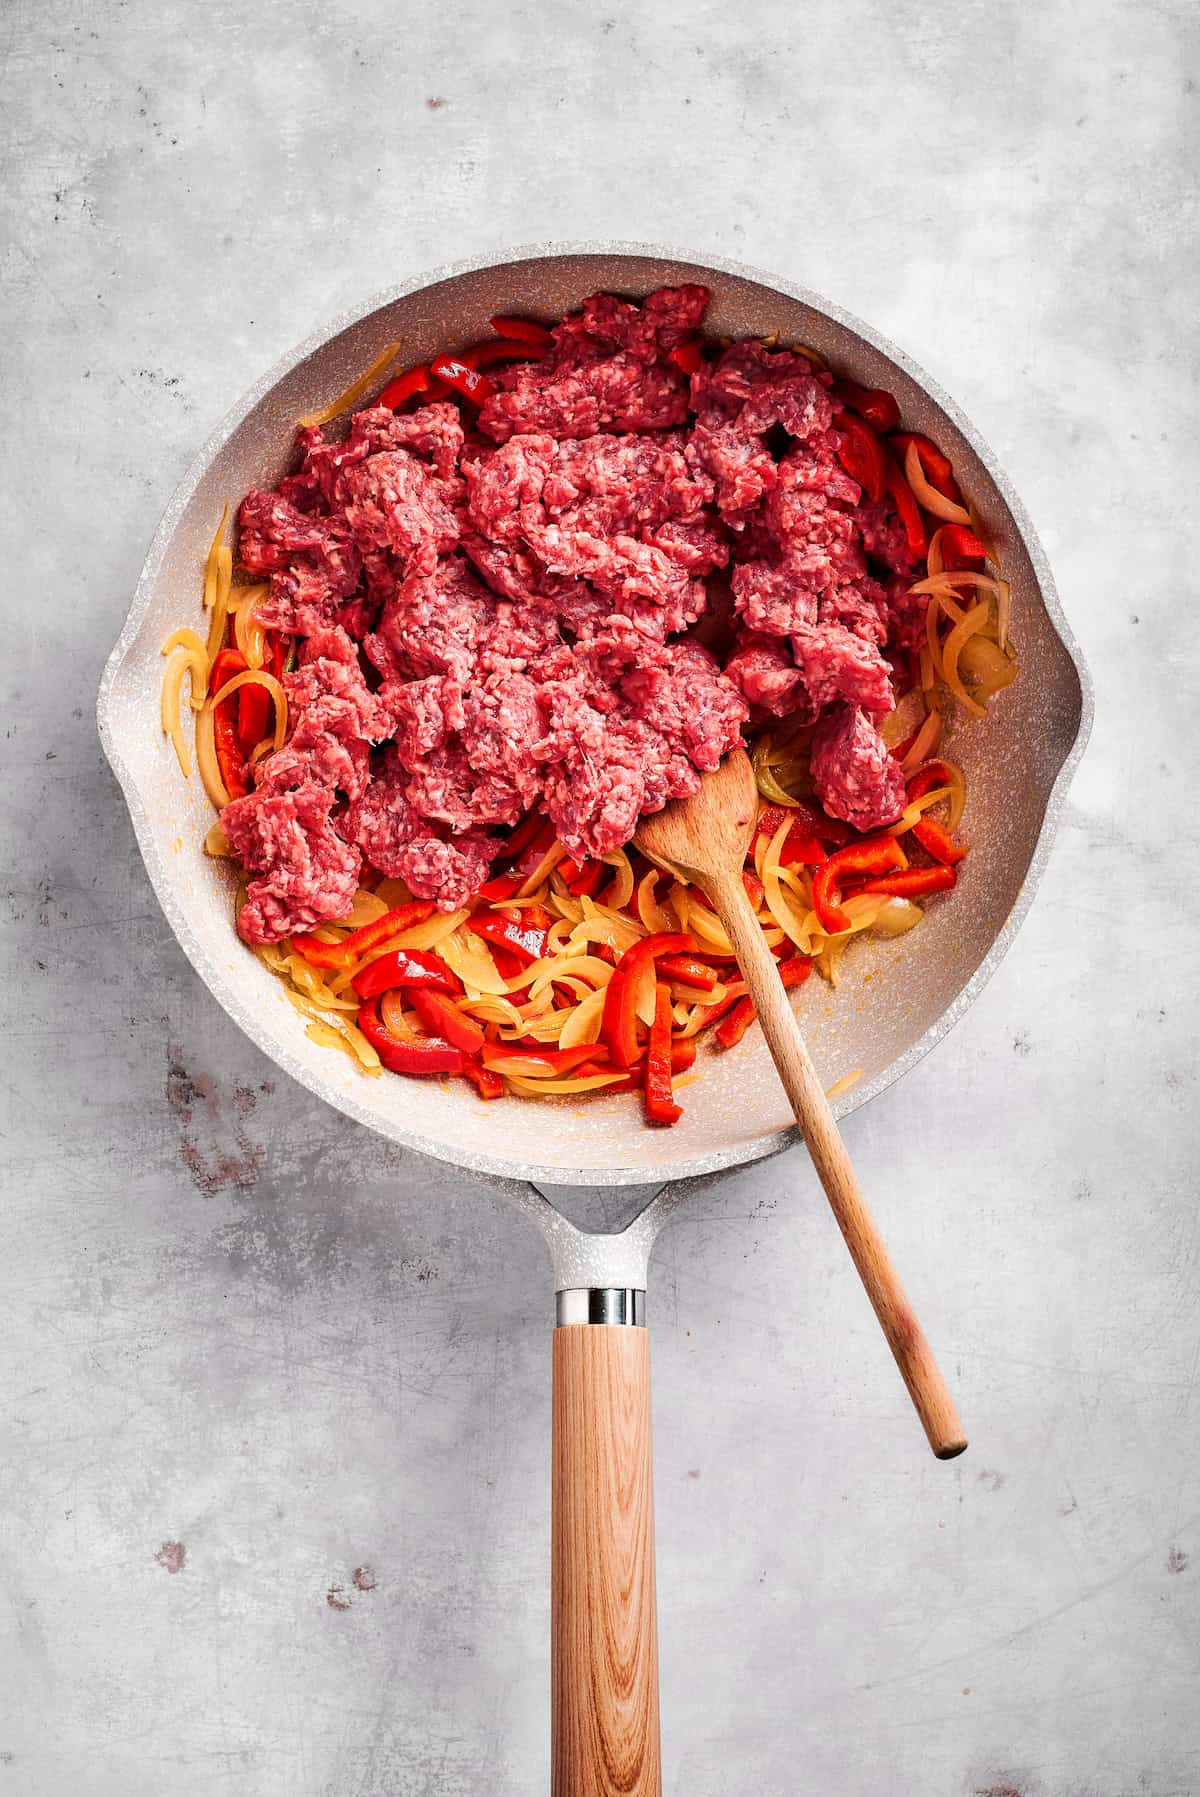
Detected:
left=752, top=735, right=801, bottom=807
left=903, top=441, right=972, bottom=526
left=940, top=601, right=993, bottom=720
left=162, top=628, right=210, bottom=710
left=202, top=504, right=230, bottom=611
left=516, top=841, right=567, bottom=897
left=205, top=545, right=234, bottom=662
left=880, top=687, right=926, bottom=750
left=899, top=706, right=942, bottom=776
left=344, top=888, right=390, bottom=928
left=204, top=821, right=230, bottom=857
left=206, top=670, right=288, bottom=751
left=503, top=1072, right=627, bottom=1097
left=160, top=651, right=197, bottom=776
left=557, top=985, right=608, bottom=1049
left=439, top=926, right=509, bottom=995
left=636, top=869, right=676, bottom=935
left=959, top=634, right=1018, bottom=703
left=194, top=704, right=230, bottom=808
left=233, top=598, right=268, bottom=670
left=599, top=848, right=635, bottom=908
left=297, top=340, right=402, bottom=430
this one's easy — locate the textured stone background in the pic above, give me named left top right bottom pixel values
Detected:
left=2, top=2, right=1198, bottom=1793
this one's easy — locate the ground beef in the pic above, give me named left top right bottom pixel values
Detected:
left=810, top=704, right=907, bottom=830
left=229, top=286, right=921, bottom=937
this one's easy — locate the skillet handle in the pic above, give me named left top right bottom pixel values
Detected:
left=552, top=1294, right=660, bottom=1797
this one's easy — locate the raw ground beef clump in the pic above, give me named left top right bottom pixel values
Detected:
left=224, top=286, right=921, bottom=942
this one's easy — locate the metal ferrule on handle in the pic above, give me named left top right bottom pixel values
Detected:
left=556, top=1288, right=646, bottom=1327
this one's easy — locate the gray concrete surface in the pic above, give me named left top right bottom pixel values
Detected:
left=2, top=2, right=1198, bottom=1792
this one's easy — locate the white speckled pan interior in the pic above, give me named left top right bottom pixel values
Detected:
left=98, top=243, right=1092, bottom=1186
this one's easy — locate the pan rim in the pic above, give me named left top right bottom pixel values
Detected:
left=98, top=239, right=1094, bottom=1187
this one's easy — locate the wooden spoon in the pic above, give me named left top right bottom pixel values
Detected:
left=636, top=747, right=967, bottom=1459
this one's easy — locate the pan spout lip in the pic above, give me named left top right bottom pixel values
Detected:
left=98, top=240, right=1093, bottom=1191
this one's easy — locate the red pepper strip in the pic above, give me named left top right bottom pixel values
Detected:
left=378, top=365, right=432, bottom=410
left=408, top=989, right=486, bottom=1053
left=480, top=1042, right=605, bottom=1074
left=291, top=900, right=436, bottom=969
left=351, top=947, right=463, bottom=1000
left=208, top=647, right=251, bottom=800
left=460, top=1057, right=505, bottom=1099
left=755, top=816, right=828, bottom=867
left=831, top=379, right=900, bottom=433
left=812, top=836, right=906, bottom=934
left=714, top=957, right=813, bottom=1050
left=602, top=932, right=699, bottom=1068
left=668, top=335, right=705, bottom=374
left=906, top=759, right=957, bottom=803
left=644, top=984, right=682, bottom=1126
left=834, top=411, right=886, bottom=505
left=743, top=870, right=766, bottom=908
left=488, top=314, right=553, bottom=349
left=461, top=339, right=541, bottom=370
left=500, top=809, right=550, bottom=862
left=357, top=1000, right=465, bottom=1076
left=236, top=632, right=286, bottom=754
left=477, top=872, right=521, bottom=901
left=889, top=731, right=919, bottom=764
left=467, top=911, right=551, bottom=965
left=565, top=858, right=604, bottom=897
left=912, top=816, right=967, bottom=867
left=884, top=458, right=927, bottom=562
left=862, top=865, right=957, bottom=899
left=937, top=522, right=987, bottom=570
left=429, top=354, right=495, bottom=404
left=890, top=431, right=962, bottom=504
left=656, top=954, right=717, bottom=992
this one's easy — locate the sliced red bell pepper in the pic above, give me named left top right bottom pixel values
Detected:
left=937, top=521, right=987, bottom=571
left=812, top=836, right=906, bottom=934
left=476, top=872, right=521, bottom=902
left=890, top=431, right=962, bottom=504
left=714, top=956, right=812, bottom=1050
left=655, top=954, right=717, bottom=992
left=208, top=647, right=250, bottom=800
left=884, top=458, right=927, bottom=563
left=601, top=932, right=699, bottom=1068
left=488, top=314, right=553, bottom=349
left=499, top=809, right=550, bottom=861
left=378, top=365, right=433, bottom=410
left=834, top=411, right=886, bottom=504
left=291, top=901, right=437, bottom=969
left=460, top=1057, right=505, bottom=1099
left=862, top=865, right=957, bottom=899
left=479, top=1042, right=606, bottom=1075
left=461, top=339, right=541, bottom=370
left=351, top=947, right=463, bottom=1000
left=357, top=999, right=465, bottom=1076
left=429, top=354, right=495, bottom=404
left=668, top=335, right=706, bottom=374
left=758, top=798, right=851, bottom=847
left=889, top=731, right=919, bottom=764
left=743, top=870, right=766, bottom=908
left=912, top=816, right=967, bottom=867
left=407, top=989, right=486, bottom=1053
left=830, top=379, right=900, bottom=433
left=906, top=759, right=957, bottom=803
left=754, top=809, right=829, bottom=867
left=670, top=1038, right=697, bottom=1072
left=644, top=984, right=682, bottom=1126
left=467, top=910, right=551, bottom=965
left=559, top=854, right=605, bottom=898
left=237, top=632, right=287, bottom=754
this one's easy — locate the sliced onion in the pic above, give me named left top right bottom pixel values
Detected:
left=233, top=599, right=267, bottom=670
left=504, top=1072, right=628, bottom=1096
left=557, top=986, right=608, bottom=1049
left=995, top=578, right=1013, bottom=653
left=194, top=702, right=230, bottom=808
left=205, top=546, right=233, bottom=661
left=636, top=869, right=676, bottom=935
left=881, top=687, right=926, bottom=749
left=959, top=633, right=1018, bottom=703
left=297, top=339, right=402, bottom=429
left=160, top=650, right=195, bottom=777
left=899, top=706, right=942, bottom=776
left=904, top=441, right=972, bottom=526
left=441, top=926, right=509, bottom=995
left=204, top=821, right=230, bottom=856
left=202, top=504, right=230, bottom=611
left=207, top=670, right=288, bottom=752
left=910, top=571, right=1004, bottom=601
left=516, top=841, right=566, bottom=897
left=344, top=888, right=390, bottom=928
left=941, top=600, right=992, bottom=719
left=870, top=898, right=924, bottom=937
left=599, top=848, right=635, bottom=909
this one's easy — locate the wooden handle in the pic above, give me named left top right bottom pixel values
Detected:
left=552, top=1325, right=661, bottom=1797
left=710, top=868, right=968, bottom=1460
